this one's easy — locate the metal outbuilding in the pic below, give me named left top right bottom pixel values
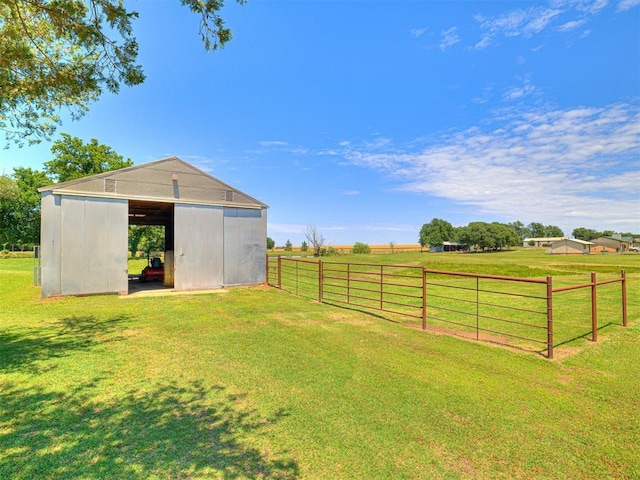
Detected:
left=38, top=157, right=268, bottom=297
left=548, top=238, right=593, bottom=255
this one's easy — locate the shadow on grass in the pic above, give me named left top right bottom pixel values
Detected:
left=0, top=380, right=299, bottom=479
left=553, top=321, right=618, bottom=348
left=0, top=315, right=129, bottom=372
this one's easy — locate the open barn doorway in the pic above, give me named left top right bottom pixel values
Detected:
left=127, top=200, right=174, bottom=294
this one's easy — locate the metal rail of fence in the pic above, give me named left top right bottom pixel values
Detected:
left=267, top=256, right=627, bottom=359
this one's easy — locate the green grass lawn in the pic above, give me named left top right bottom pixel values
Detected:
left=1, top=251, right=639, bottom=479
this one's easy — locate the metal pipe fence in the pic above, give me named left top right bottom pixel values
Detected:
left=266, top=256, right=627, bottom=359
left=551, top=270, right=627, bottom=345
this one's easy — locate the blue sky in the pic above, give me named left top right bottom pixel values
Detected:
left=2, top=0, right=639, bottom=245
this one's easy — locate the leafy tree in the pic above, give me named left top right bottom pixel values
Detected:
left=1, top=0, right=244, bottom=146
left=300, top=241, right=308, bottom=252
left=507, top=221, right=531, bottom=242
left=304, top=225, right=326, bottom=257
left=284, top=239, right=293, bottom=251
left=138, top=225, right=165, bottom=254
left=45, top=133, right=133, bottom=182
left=572, top=227, right=600, bottom=241
left=0, top=175, right=20, bottom=246
left=458, top=222, right=489, bottom=251
left=419, top=218, right=455, bottom=249
left=458, top=221, right=519, bottom=252
left=0, top=168, right=51, bottom=248
left=128, top=225, right=165, bottom=257
left=544, top=225, right=564, bottom=237
left=489, top=222, right=520, bottom=250
left=11, top=167, right=52, bottom=246
left=266, top=237, right=275, bottom=250
left=527, top=222, right=546, bottom=238
left=352, top=242, right=371, bottom=254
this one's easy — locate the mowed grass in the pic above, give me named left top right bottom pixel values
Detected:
left=1, top=250, right=639, bottom=479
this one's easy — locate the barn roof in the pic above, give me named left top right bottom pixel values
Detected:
left=38, top=156, right=268, bottom=209
left=551, top=238, right=593, bottom=246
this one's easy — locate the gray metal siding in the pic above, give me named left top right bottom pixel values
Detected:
left=174, top=204, right=224, bottom=290
left=223, top=207, right=267, bottom=285
left=40, top=192, right=62, bottom=297
left=58, top=196, right=128, bottom=296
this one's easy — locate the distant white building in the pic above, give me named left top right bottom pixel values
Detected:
left=523, top=237, right=565, bottom=247
left=429, top=241, right=467, bottom=253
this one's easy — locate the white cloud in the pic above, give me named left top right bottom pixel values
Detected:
left=557, top=19, right=587, bottom=31
left=259, top=141, right=289, bottom=147
left=470, top=1, right=619, bottom=49
left=439, top=27, right=460, bottom=51
left=473, top=7, right=562, bottom=49
left=268, top=222, right=307, bottom=235
left=574, top=0, right=609, bottom=15
left=503, top=84, right=539, bottom=101
left=340, top=102, right=640, bottom=232
left=618, top=0, right=640, bottom=10
left=255, top=140, right=308, bottom=156
left=340, top=190, right=360, bottom=196
left=411, top=27, right=427, bottom=38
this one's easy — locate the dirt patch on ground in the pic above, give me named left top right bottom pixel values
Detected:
left=419, top=324, right=512, bottom=344
left=408, top=323, right=550, bottom=358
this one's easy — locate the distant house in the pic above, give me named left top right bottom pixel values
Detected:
left=592, top=235, right=630, bottom=253
left=549, top=238, right=592, bottom=255
left=429, top=241, right=467, bottom=253
left=523, top=237, right=565, bottom=247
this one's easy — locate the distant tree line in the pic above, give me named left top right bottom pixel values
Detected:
left=569, top=227, right=635, bottom=241
left=418, top=218, right=558, bottom=252
left=419, top=218, right=638, bottom=252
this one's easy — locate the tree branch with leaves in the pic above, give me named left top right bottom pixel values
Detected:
left=0, top=0, right=244, bottom=146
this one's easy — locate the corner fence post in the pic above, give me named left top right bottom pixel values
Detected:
left=591, top=272, right=597, bottom=342
left=622, top=269, right=627, bottom=327
left=318, top=260, right=323, bottom=303
left=422, top=268, right=427, bottom=330
left=476, top=277, right=480, bottom=341
left=547, top=276, right=554, bottom=359
left=277, top=255, right=282, bottom=289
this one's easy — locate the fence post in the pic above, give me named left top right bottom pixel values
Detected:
left=622, top=269, right=627, bottom=327
left=380, top=265, right=384, bottom=310
left=476, top=277, right=480, bottom=341
left=318, top=260, right=323, bottom=303
left=591, top=272, right=597, bottom=342
left=277, top=255, right=282, bottom=289
left=547, top=276, right=554, bottom=359
left=347, top=263, right=351, bottom=304
left=422, top=268, right=427, bottom=330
